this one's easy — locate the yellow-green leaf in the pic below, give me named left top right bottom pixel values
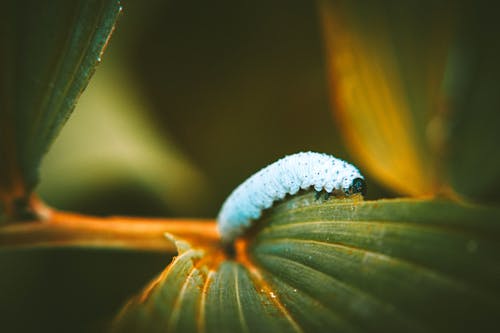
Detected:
left=320, top=0, right=500, bottom=202
left=113, top=194, right=500, bottom=332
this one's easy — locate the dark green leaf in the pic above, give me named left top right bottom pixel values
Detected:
left=444, top=1, right=500, bottom=203
left=113, top=193, right=500, bottom=332
left=0, top=0, right=121, bottom=211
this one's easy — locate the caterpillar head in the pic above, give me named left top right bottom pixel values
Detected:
left=348, top=177, right=367, bottom=196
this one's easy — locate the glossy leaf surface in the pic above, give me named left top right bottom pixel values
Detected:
left=113, top=193, right=500, bottom=332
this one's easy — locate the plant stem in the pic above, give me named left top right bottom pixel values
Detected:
left=0, top=200, right=219, bottom=252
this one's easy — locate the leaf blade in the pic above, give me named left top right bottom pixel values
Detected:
left=113, top=194, right=500, bottom=332
left=0, top=0, right=121, bottom=215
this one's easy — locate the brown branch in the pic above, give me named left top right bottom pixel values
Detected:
left=0, top=201, right=219, bottom=252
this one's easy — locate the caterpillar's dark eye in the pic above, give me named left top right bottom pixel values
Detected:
left=350, top=178, right=367, bottom=196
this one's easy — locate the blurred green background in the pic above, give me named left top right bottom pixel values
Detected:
left=37, top=0, right=391, bottom=220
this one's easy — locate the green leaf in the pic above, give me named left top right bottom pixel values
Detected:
left=443, top=2, right=500, bottom=203
left=0, top=0, right=121, bottom=212
left=112, top=193, right=500, bottom=332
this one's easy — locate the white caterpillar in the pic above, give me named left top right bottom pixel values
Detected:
left=217, top=152, right=366, bottom=243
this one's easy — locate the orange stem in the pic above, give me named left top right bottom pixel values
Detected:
left=0, top=200, right=219, bottom=252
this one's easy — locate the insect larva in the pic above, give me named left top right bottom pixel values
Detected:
left=217, top=151, right=366, bottom=243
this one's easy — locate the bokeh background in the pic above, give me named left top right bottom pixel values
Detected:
left=37, top=0, right=391, bottom=220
